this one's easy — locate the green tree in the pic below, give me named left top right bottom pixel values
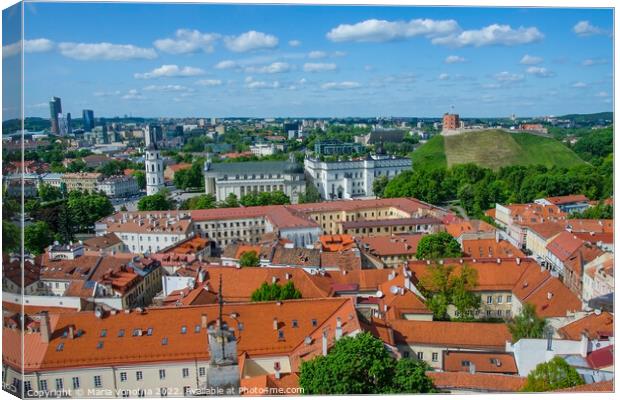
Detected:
left=521, top=357, right=584, bottom=392
left=137, top=191, right=174, bottom=211
left=182, top=194, right=217, bottom=210
left=219, top=193, right=240, bottom=208
left=173, top=162, right=204, bottom=190
left=389, top=358, right=436, bottom=394
left=132, top=171, right=146, bottom=190
left=298, top=183, right=321, bottom=204
left=372, top=175, right=389, bottom=198
left=24, top=221, right=54, bottom=255
left=416, top=232, right=462, bottom=260
left=570, top=203, right=613, bottom=219
left=2, top=220, right=20, bottom=252
left=38, top=183, right=62, bottom=202
left=239, top=250, right=260, bottom=267
left=419, top=263, right=479, bottom=320
left=508, top=303, right=546, bottom=342
left=299, top=332, right=435, bottom=394
left=66, top=191, right=114, bottom=232
left=250, top=281, right=302, bottom=302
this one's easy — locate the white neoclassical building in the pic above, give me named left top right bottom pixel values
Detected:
left=203, top=159, right=305, bottom=203
left=304, top=154, right=412, bottom=200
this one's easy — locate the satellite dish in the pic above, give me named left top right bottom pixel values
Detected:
left=390, top=286, right=399, bottom=295
left=376, top=290, right=384, bottom=298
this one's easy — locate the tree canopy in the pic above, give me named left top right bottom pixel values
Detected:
left=250, top=281, right=302, bottom=302
left=24, top=221, right=55, bottom=255
left=181, top=194, right=217, bottom=210
left=299, top=332, right=436, bottom=394
left=240, top=191, right=291, bottom=207
left=239, top=250, right=260, bottom=267
left=416, top=232, right=462, bottom=260
left=137, top=191, right=175, bottom=211
left=66, top=190, right=114, bottom=232
left=419, top=263, right=480, bottom=320
left=521, top=357, right=584, bottom=392
left=508, top=303, right=546, bottom=342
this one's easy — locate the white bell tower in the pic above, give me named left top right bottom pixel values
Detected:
left=145, top=125, right=164, bottom=196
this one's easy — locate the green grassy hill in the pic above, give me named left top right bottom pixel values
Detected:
left=411, top=130, right=586, bottom=170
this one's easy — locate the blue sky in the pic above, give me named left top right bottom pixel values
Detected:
left=4, top=3, right=614, bottom=118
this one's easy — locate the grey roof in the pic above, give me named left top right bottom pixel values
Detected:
left=207, top=161, right=304, bottom=174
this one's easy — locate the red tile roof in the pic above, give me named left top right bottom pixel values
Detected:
left=443, top=351, right=518, bottom=374
left=558, top=312, right=614, bottom=341
left=554, top=379, right=613, bottom=392
left=358, top=234, right=423, bottom=257
left=586, top=345, right=614, bottom=369
left=461, top=239, right=525, bottom=258
left=545, top=194, right=590, bottom=205
left=5, top=297, right=358, bottom=372
left=390, top=320, right=511, bottom=349
left=546, top=231, right=584, bottom=261
left=427, top=371, right=526, bottom=392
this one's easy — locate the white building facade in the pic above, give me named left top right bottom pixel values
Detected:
left=304, top=155, right=412, bottom=200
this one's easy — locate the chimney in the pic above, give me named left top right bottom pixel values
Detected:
left=516, top=257, right=521, bottom=265
left=497, top=258, right=501, bottom=264
left=580, top=332, right=589, bottom=357
left=335, top=317, right=343, bottom=340
left=468, top=362, right=476, bottom=374
left=40, top=312, right=51, bottom=343
left=273, top=318, right=279, bottom=330
left=547, top=292, right=553, bottom=300
left=201, top=314, right=208, bottom=329
left=68, top=325, right=75, bottom=340
left=322, top=330, right=328, bottom=356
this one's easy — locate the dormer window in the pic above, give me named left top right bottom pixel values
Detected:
left=100, top=329, right=107, bottom=338
left=181, top=326, right=187, bottom=334
left=161, top=337, right=168, bottom=345
left=118, top=329, right=125, bottom=337
left=56, top=343, right=64, bottom=352
left=146, top=328, right=153, bottom=336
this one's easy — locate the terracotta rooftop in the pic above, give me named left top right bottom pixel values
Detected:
left=546, top=231, right=585, bottom=262
left=4, top=297, right=358, bottom=372
left=443, top=351, right=518, bottom=374
left=427, top=371, right=526, bottom=392
left=586, top=345, right=614, bottom=369
left=319, top=252, right=362, bottom=272
left=461, top=238, right=525, bottom=258
left=409, top=258, right=582, bottom=318
left=100, top=211, right=193, bottom=235
left=545, top=194, right=590, bottom=205
left=558, top=312, right=614, bottom=341
left=445, top=219, right=495, bottom=238
left=358, top=234, right=424, bottom=257
left=318, top=234, right=356, bottom=252
left=82, top=233, right=122, bottom=252
left=565, top=219, right=614, bottom=233
left=554, top=379, right=613, bottom=392
left=341, top=217, right=442, bottom=230
left=390, top=320, right=511, bottom=349
left=271, top=247, right=321, bottom=267
left=526, top=222, right=566, bottom=240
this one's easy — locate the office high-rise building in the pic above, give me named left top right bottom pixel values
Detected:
left=49, top=96, right=62, bottom=134
left=82, top=109, right=95, bottom=131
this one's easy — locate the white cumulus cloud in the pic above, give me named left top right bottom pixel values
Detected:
left=432, top=24, right=544, bottom=47
left=196, top=79, right=223, bottom=87
left=134, top=64, right=205, bottom=79
left=142, top=84, right=194, bottom=92
left=573, top=21, right=605, bottom=37
left=327, top=18, right=459, bottom=42
left=438, top=73, right=450, bottom=80
left=308, top=50, right=327, bottom=59
left=494, top=71, right=524, bottom=82
left=572, top=82, right=587, bottom=88
left=526, top=66, right=555, bottom=78
left=444, top=55, right=465, bottom=64
left=288, top=40, right=301, bottom=47
left=520, top=54, right=543, bottom=65
left=321, top=81, right=361, bottom=90
left=582, top=58, right=607, bottom=66
left=122, top=89, right=146, bottom=100
left=3, top=38, right=55, bottom=58
left=245, top=76, right=281, bottom=89
left=58, top=42, right=157, bottom=60
left=214, top=60, right=239, bottom=70
left=154, top=29, right=220, bottom=54
left=224, top=31, right=278, bottom=52
left=245, top=62, right=291, bottom=74
left=303, top=62, right=337, bottom=72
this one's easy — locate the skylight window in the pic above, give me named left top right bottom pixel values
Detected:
left=161, top=337, right=168, bottom=345
left=100, top=329, right=107, bottom=338
left=118, top=329, right=125, bottom=337
left=56, top=343, right=64, bottom=352
left=147, top=328, right=153, bottom=336
left=194, top=325, right=200, bottom=333
left=180, top=326, right=187, bottom=334
left=96, top=341, right=104, bottom=350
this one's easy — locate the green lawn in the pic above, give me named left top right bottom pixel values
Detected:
left=411, top=135, right=447, bottom=169
left=440, top=130, right=585, bottom=170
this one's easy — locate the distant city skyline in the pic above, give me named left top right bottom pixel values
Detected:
left=3, top=3, right=614, bottom=119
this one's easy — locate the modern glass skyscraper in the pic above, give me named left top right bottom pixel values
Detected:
left=82, top=109, right=95, bottom=131
left=49, top=96, right=62, bottom=134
